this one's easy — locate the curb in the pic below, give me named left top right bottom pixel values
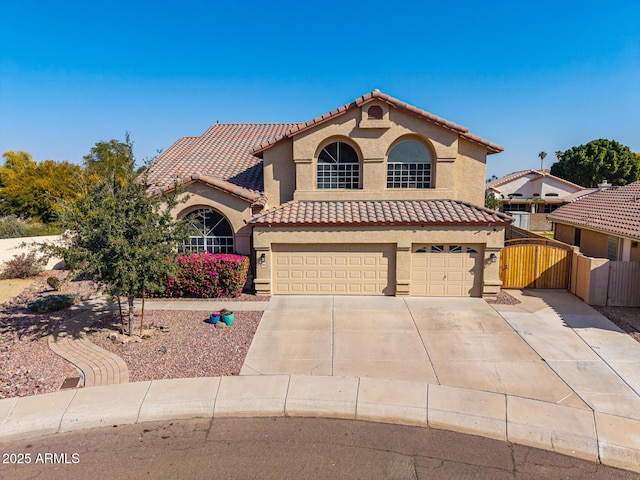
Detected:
left=0, top=376, right=638, bottom=473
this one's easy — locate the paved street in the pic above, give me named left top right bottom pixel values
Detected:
left=0, top=417, right=636, bottom=480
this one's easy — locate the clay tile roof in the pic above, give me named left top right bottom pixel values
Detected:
left=548, top=181, right=640, bottom=240
left=251, top=90, right=504, bottom=155
left=250, top=200, right=512, bottom=227
left=146, top=123, right=297, bottom=201
left=487, top=169, right=584, bottom=190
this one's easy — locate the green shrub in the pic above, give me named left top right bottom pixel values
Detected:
left=0, top=216, right=28, bottom=239
left=47, top=276, right=62, bottom=290
left=163, top=253, right=249, bottom=298
left=27, top=294, right=80, bottom=313
left=0, top=216, right=63, bottom=239
left=0, top=252, right=45, bottom=279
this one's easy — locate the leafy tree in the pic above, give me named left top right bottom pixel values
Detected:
left=0, top=151, right=84, bottom=222
left=43, top=138, right=185, bottom=335
left=551, top=139, right=640, bottom=187
left=83, top=134, right=135, bottom=187
left=484, top=190, right=500, bottom=210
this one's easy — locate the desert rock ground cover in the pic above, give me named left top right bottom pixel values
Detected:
left=1, top=273, right=638, bottom=399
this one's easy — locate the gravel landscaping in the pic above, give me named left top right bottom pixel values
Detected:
left=1, top=271, right=638, bottom=400
left=0, top=271, right=265, bottom=398
left=85, top=309, right=262, bottom=383
left=0, top=271, right=90, bottom=399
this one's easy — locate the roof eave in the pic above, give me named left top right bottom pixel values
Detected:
left=155, top=174, right=262, bottom=204
left=251, top=90, right=503, bottom=155
left=548, top=217, right=640, bottom=242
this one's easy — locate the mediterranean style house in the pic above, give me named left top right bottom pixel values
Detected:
left=486, top=169, right=590, bottom=231
left=549, top=181, right=640, bottom=262
left=147, top=90, right=512, bottom=297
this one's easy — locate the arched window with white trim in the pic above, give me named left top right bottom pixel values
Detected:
left=181, top=208, right=234, bottom=253
left=387, top=140, right=432, bottom=188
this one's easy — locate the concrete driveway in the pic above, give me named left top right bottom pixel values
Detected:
left=241, top=291, right=640, bottom=414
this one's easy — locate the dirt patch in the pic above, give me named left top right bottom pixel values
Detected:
left=0, top=278, right=39, bottom=304
left=592, top=306, right=640, bottom=343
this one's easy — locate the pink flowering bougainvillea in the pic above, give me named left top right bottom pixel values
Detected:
left=163, top=253, right=249, bottom=298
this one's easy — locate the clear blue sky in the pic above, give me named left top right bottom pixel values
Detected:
left=1, top=0, right=638, bottom=179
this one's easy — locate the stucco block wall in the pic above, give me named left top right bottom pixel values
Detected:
left=580, top=230, right=609, bottom=259
left=529, top=213, right=552, bottom=232
left=0, top=235, right=63, bottom=270
left=554, top=223, right=575, bottom=245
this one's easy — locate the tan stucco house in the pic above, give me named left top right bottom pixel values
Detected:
left=148, top=90, right=511, bottom=297
left=549, top=181, right=640, bottom=262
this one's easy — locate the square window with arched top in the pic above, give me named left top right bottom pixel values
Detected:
left=317, top=141, right=360, bottom=189
left=387, top=140, right=432, bottom=188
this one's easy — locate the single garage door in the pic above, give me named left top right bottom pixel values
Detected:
left=272, top=244, right=395, bottom=295
left=411, top=244, right=482, bottom=296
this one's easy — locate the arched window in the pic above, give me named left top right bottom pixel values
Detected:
left=386, top=140, right=432, bottom=188
left=317, top=141, right=360, bottom=189
left=181, top=209, right=234, bottom=253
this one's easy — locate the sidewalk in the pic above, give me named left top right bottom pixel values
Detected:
left=1, top=374, right=638, bottom=473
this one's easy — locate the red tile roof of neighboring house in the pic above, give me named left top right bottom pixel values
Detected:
left=250, top=200, right=512, bottom=227
left=252, top=90, right=504, bottom=155
left=548, top=181, right=640, bottom=241
left=146, top=123, right=298, bottom=200
left=486, top=169, right=585, bottom=191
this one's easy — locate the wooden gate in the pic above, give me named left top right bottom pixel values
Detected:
left=501, top=239, right=571, bottom=289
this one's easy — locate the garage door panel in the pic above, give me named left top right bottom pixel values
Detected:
left=272, top=244, right=395, bottom=296
left=411, top=244, right=482, bottom=297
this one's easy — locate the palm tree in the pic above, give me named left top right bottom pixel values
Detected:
left=538, top=151, right=547, bottom=170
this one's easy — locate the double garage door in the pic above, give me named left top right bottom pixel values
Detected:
left=271, top=243, right=482, bottom=297
left=272, top=244, right=395, bottom=295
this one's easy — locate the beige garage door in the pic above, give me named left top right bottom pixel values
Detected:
left=272, top=244, right=395, bottom=295
left=411, top=244, right=482, bottom=296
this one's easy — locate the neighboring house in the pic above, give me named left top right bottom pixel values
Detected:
left=548, top=181, right=640, bottom=262
left=148, top=90, right=511, bottom=298
left=486, top=170, right=590, bottom=231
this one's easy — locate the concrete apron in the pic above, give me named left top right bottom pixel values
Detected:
left=242, top=294, right=588, bottom=408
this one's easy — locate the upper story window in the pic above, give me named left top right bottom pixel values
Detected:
left=387, top=140, right=432, bottom=188
left=181, top=208, right=234, bottom=254
left=317, top=141, right=360, bottom=189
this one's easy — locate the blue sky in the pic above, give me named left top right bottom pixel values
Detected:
left=1, top=0, right=638, bottom=179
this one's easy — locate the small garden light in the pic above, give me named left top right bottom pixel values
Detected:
left=489, top=253, right=497, bottom=264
